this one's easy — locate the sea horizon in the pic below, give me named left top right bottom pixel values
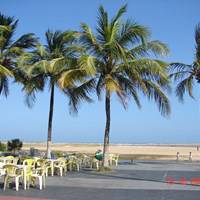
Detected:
left=10, top=141, right=200, bottom=147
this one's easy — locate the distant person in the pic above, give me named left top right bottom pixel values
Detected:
left=189, top=152, right=192, bottom=161
left=176, top=152, right=180, bottom=161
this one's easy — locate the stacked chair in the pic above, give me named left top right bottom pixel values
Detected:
left=53, top=158, right=67, bottom=176
left=66, top=155, right=80, bottom=172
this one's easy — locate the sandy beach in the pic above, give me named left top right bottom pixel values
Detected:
left=22, top=143, right=200, bottom=160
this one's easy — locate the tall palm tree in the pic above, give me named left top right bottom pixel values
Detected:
left=18, top=30, right=95, bottom=158
left=170, top=24, right=200, bottom=101
left=0, top=13, right=37, bottom=97
left=79, top=5, right=171, bottom=167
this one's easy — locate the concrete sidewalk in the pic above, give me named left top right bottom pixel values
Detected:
left=1, top=161, right=200, bottom=200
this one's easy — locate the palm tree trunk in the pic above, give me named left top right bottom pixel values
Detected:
left=102, top=91, right=111, bottom=167
left=46, top=84, right=55, bottom=159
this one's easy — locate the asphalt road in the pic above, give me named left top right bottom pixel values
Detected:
left=1, top=160, right=200, bottom=200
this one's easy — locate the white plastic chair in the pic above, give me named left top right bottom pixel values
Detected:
left=3, top=164, right=23, bottom=191
left=66, top=156, right=80, bottom=172
left=90, top=158, right=99, bottom=170
left=30, top=167, right=46, bottom=190
left=53, top=159, right=66, bottom=176
left=109, top=154, right=119, bottom=166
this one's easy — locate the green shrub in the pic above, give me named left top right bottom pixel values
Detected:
left=0, top=142, right=6, bottom=152
left=7, top=138, right=23, bottom=153
left=54, top=151, right=63, bottom=158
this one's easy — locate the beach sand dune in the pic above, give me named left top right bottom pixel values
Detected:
left=22, top=143, right=200, bottom=160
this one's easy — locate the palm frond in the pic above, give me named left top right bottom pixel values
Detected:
left=195, top=23, right=200, bottom=61
left=22, top=75, right=45, bottom=108
left=0, top=25, right=11, bottom=32
left=169, top=62, right=192, bottom=82
left=96, top=5, right=109, bottom=44
left=175, top=75, right=194, bottom=102
left=117, top=19, right=150, bottom=47
left=169, top=62, right=192, bottom=72
left=111, top=4, right=127, bottom=26
left=45, top=30, right=54, bottom=51
left=35, top=44, right=49, bottom=58
left=64, top=78, right=96, bottom=113
left=108, top=21, right=120, bottom=46
left=80, top=23, right=102, bottom=55
left=62, top=30, right=77, bottom=43
left=0, top=15, right=18, bottom=51
left=169, top=71, right=190, bottom=82
left=29, top=60, right=49, bottom=76
left=10, top=33, right=38, bottom=49
left=144, top=80, right=171, bottom=116
left=131, top=40, right=169, bottom=58
left=105, top=74, right=121, bottom=93
left=0, top=76, right=9, bottom=97
left=132, top=58, right=169, bottom=82
left=117, top=63, right=147, bottom=94
left=79, top=55, right=96, bottom=76
left=58, top=69, right=85, bottom=89
left=0, top=64, right=13, bottom=76
left=115, top=74, right=141, bottom=108
left=49, top=57, right=65, bottom=74
left=0, top=13, right=16, bottom=27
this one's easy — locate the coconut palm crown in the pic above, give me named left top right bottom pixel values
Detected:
left=18, top=30, right=95, bottom=158
left=170, top=23, right=200, bottom=101
left=0, top=13, right=37, bottom=97
left=79, top=5, right=171, bottom=166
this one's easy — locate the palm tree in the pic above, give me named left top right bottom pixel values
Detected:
left=79, top=5, right=171, bottom=167
left=0, top=13, right=37, bottom=97
left=18, top=30, right=95, bottom=158
left=170, top=24, right=200, bottom=101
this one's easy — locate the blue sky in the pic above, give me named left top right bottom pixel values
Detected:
left=1, top=0, right=200, bottom=144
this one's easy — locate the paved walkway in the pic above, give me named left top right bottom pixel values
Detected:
left=0, top=197, right=49, bottom=200
left=1, top=161, right=200, bottom=200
